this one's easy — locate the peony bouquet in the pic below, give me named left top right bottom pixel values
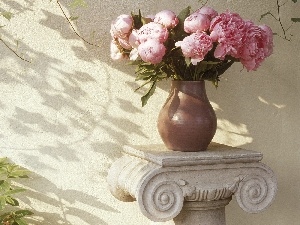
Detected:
left=110, top=6, right=273, bottom=106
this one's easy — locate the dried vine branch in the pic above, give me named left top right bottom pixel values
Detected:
left=261, top=0, right=299, bottom=41
left=199, top=0, right=209, bottom=7
left=0, top=37, right=31, bottom=63
left=56, top=0, right=101, bottom=47
left=276, top=0, right=290, bottom=40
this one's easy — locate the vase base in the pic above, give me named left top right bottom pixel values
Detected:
left=164, top=144, right=210, bottom=152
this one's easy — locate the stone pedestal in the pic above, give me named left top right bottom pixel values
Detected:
left=107, top=143, right=277, bottom=224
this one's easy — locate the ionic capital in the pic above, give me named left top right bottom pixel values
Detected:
left=107, top=143, right=277, bottom=222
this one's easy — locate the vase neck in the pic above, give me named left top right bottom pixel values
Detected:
left=171, top=80, right=208, bottom=100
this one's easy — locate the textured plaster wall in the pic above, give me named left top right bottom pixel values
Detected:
left=0, top=0, right=299, bottom=224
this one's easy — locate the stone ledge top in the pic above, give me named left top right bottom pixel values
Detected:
left=123, top=143, right=263, bottom=167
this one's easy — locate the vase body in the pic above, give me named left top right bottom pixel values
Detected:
left=157, top=80, right=217, bottom=152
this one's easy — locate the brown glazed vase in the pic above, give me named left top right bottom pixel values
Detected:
left=157, top=80, right=217, bottom=152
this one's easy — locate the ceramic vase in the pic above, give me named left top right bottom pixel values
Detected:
left=157, top=80, right=217, bottom=152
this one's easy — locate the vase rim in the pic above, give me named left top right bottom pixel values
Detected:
left=171, top=80, right=205, bottom=83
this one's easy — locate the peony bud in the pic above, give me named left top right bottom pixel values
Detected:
left=138, top=39, right=166, bottom=64
left=184, top=12, right=210, bottom=33
left=154, top=10, right=179, bottom=29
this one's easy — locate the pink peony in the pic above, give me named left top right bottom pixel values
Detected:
left=138, top=22, right=169, bottom=43
left=184, top=12, right=211, bottom=33
left=195, top=6, right=218, bottom=20
left=175, top=31, right=213, bottom=65
left=239, top=22, right=273, bottom=71
left=110, top=40, right=126, bottom=60
left=259, top=24, right=273, bottom=57
left=110, top=14, right=133, bottom=39
left=118, top=37, right=132, bottom=50
left=138, top=39, right=166, bottom=64
left=129, top=29, right=140, bottom=48
left=154, top=10, right=179, bottom=29
left=210, top=12, right=246, bottom=59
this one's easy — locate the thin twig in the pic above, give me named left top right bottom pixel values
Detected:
left=56, top=0, right=101, bottom=47
left=199, top=0, right=209, bottom=7
left=268, top=12, right=280, bottom=21
left=0, top=37, right=31, bottom=63
left=285, top=22, right=294, bottom=32
left=276, top=0, right=288, bottom=39
left=261, top=0, right=292, bottom=41
left=279, top=0, right=288, bottom=7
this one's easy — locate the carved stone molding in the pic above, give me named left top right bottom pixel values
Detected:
left=107, top=143, right=277, bottom=223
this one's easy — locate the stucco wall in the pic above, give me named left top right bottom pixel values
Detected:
left=0, top=0, right=299, bottom=224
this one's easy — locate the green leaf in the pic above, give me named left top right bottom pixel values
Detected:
left=5, top=196, right=19, bottom=206
left=173, top=6, right=190, bottom=41
left=7, top=166, right=29, bottom=178
left=0, top=167, right=8, bottom=176
left=69, top=16, right=79, bottom=21
left=291, top=18, right=300, bottom=22
left=1, top=11, right=13, bottom=21
left=141, top=17, right=152, bottom=25
left=0, top=196, right=6, bottom=210
left=128, top=60, right=143, bottom=66
left=202, top=61, right=220, bottom=65
left=135, top=72, right=155, bottom=81
left=69, top=0, right=87, bottom=8
left=131, top=9, right=143, bottom=29
left=141, top=80, right=157, bottom=107
left=0, top=158, right=7, bottom=165
left=14, top=218, right=28, bottom=225
left=196, top=62, right=208, bottom=72
left=0, top=211, right=11, bottom=220
left=157, top=73, right=168, bottom=79
left=14, top=210, right=34, bottom=218
left=0, top=180, right=10, bottom=192
left=177, top=6, right=191, bottom=24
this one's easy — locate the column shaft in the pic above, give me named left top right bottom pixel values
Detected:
left=173, top=199, right=231, bottom=225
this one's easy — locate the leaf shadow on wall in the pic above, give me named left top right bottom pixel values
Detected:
left=0, top=3, right=148, bottom=224
left=0, top=38, right=122, bottom=224
left=0, top=0, right=34, bottom=14
left=15, top=171, right=119, bottom=225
